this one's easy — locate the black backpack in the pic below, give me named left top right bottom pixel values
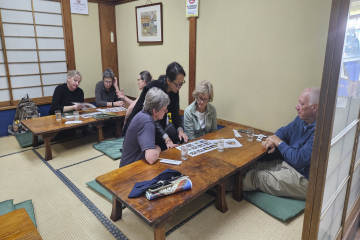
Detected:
left=9, top=94, right=39, bottom=135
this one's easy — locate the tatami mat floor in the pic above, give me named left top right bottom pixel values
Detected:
left=0, top=133, right=304, bottom=240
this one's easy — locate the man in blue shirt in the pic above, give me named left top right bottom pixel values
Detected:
left=243, top=87, right=320, bottom=200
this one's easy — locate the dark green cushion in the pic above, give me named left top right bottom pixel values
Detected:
left=243, top=191, right=305, bottom=222
left=86, top=180, right=126, bottom=209
left=14, top=200, right=36, bottom=227
left=86, top=180, right=113, bottom=202
left=93, top=137, right=125, bottom=160
left=0, top=199, right=15, bottom=216
left=15, top=132, right=44, bottom=148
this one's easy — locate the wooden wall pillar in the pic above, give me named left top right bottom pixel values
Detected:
left=98, top=3, right=119, bottom=81
left=189, top=17, right=196, bottom=104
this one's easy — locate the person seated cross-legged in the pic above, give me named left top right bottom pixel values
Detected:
left=243, top=87, right=320, bottom=200
left=119, top=87, right=170, bottom=168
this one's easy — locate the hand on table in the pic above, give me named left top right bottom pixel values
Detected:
left=178, top=130, right=188, bottom=143
left=262, top=140, right=276, bottom=154
left=73, top=104, right=83, bottom=111
left=165, top=139, right=178, bottom=149
left=114, top=101, right=125, bottom=107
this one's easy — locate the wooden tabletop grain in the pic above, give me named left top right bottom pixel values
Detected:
left=21, top=108, right=126, bottom=135
left=0, top=208, right=42, bottom=240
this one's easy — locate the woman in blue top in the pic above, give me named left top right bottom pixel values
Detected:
left=184, top=80, right=217, bottom=140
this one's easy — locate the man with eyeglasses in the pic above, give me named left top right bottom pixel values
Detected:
left=120, top=88, right=170, bottom=168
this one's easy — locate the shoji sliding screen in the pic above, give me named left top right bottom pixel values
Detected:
left=0, top=0, right=68, bottom=107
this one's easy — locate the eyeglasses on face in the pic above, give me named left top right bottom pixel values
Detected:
left=197, top=96, right=209, bottom=103
left=172, top=80, right=186, bottom=88
left=104, top=81, right=112, bottom=84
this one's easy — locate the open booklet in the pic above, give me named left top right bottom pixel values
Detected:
left=71, top=102, right=96, bottom=110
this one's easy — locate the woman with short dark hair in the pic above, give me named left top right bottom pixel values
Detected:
left=123, top=62, right=188, bottom=150
left=95, top=68, right=125, bottom=107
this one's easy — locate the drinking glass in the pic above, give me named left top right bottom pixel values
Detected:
left=218, top=137, right=224, bottom=152
left=181, top=145, right=188, bottom=160
left=74, top=111, right=79, bottom=121
left=247, top=128, right=254, bottom=141
left=55, top=110, right=61, bottom=121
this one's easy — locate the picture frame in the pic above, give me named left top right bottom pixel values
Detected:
left=135, top=3, right=163, bottom=43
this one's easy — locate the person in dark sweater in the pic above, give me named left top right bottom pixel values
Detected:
left=95, top=68, right=125, bottom=107
left=49, top=70, right=84, bottom=115
left=120, top=87, right=170, bottom=168
left=122, top=62, right=188, bottom=150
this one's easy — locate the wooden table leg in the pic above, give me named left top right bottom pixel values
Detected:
left=32, top=134, right=39, bottom=147
left=93, top=122, right=105, bottom=142
left=115, top=118, right=123, bottom=138
left=233, top=171, right=244, bottom=202
left=154, top=224, right=165, bottom=240
left=216, top=180, right=228, bottom=213
left=41, top=132, right=59, bottom=161
left=110, top=196, right=122, bottom=222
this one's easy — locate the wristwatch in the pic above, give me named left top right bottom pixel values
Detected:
left=278, top=141, right=283, bottom=146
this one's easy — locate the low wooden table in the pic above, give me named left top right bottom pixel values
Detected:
left=0, top=208, right=42, bottom=240
left=21, top=108, right=126, bottom=161
left=96, top=125, right=270, bottom=240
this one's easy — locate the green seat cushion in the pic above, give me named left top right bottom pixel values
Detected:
left=243, top=191, right=305, bottom=222
left=15, top=200, right=36, bottom=227
left=15, top=132, right=44, bottom=148
left=86, top=180, right=113, bottom=202
left=0, top=199, right=15, bottom=216
left=93, top=136, right=125, bottom=160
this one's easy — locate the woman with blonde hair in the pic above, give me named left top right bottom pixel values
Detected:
left=184, top=80, right=217, bottom=140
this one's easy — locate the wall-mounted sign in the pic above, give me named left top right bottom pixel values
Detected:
left=70, top=0, right=88, bottom=15
left=186, top=0, right=198, bottom=17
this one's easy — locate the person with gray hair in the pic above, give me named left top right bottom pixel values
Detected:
left=49, top=70, right=84, bottom=115
left=243, top=87, right=320, bottom=200
left=119, top=88, right=170, bottom=168
left=184, top=80, right=217, bottom=140
left=95, top=68, right=125, bottom=107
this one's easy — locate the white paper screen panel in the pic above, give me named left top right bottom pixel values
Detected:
left=5, top=37, right=36, bottom=50
left=3, top=24, right=35, bottom=37
left=12, top=87, right=42, bottom=100
left=37, top=38, right=64, bottom=49
left=36, top=26, right=63, bottom=38
left=318, top=183, right=348, bottom=240
left=39, top=50, right=66, bottom=62
left=42, top=73, right=66, bottom=85
left=0, top=51, right=4, bottom=63
left=0, top=77, right=8, bottom=88
left=7, top=51, right=38, bottom=63
left=0, top=89, right=10, bottom=101
left=34, top=12, right=62, bottom=26
left=8, top=63, right=39, bottom=75
left=40, top=62, right=66, bottom=73
left=1, top=10, right=33, bottom=24
left=43, top=85, right=57, bottom=96
left=33, top=0, right=61, bottom=14
left=347, top=165, right=360, bottom=216
left=10, top=75, right=41, bottom=88
left=0, top=64, right=6, bottom=76
left=0, top=0, right=32, bottom=11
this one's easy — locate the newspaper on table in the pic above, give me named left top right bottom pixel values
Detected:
left=176, top=139, right=218, bottom=157
left=207, top=138, right=242, bottom=148
left=96, top=107, right=127, bottom=113
left=71, top=102, right=96, bottom=110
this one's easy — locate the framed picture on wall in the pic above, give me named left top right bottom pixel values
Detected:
left=135, top=3, right=163, bottom=43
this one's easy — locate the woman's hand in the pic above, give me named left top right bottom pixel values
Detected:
left=114, top=101, right=125, bottom=107
left=117, top=88, right=126, bottom=100
left=73, top=104, right=83, bottom=111
left=165, top=138, right=178, bottom=149
left=178, top=130, right=188, bottom=143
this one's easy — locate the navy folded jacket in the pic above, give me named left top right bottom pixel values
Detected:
left=128, top=169, right=182, bottom=198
